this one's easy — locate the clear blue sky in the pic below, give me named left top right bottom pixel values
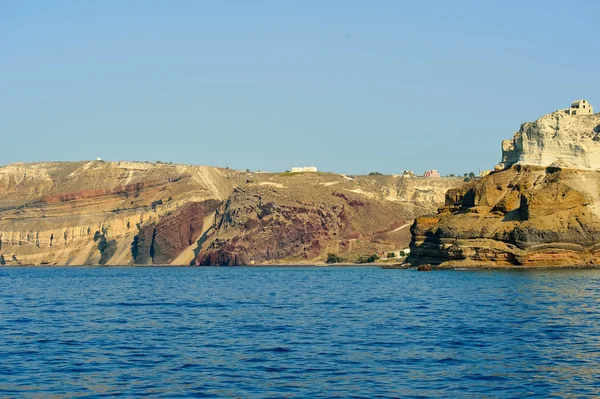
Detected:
left=1, top=1, right=598, bottom=175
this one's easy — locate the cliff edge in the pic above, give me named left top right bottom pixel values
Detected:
left=497, top=103, right=600, bottom=170
left=409, top=102, right=600, bottom=268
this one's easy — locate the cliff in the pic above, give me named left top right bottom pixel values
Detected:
left=0, top=161, right=242, bottom=266
left=195, top=174, right=463, bottom=265
left=0, top=161, right=463, bottom=265
left=497, top=110, right=600, bottom=170
left=409, top=105, right=600, bottom=268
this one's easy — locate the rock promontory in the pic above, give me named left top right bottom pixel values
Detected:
left=409, top=101, right=600, bottom=268
left=497, top=100, right=600, bottom=170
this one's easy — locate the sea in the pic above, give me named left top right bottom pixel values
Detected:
left=1, top=266, right=599, bottom=398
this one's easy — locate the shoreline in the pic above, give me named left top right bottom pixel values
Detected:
left=441, top=264, right=600, bottom=270
left=0, top=262, right=387, bottom=268
left=3, top=263, right=600, bottom=270
left=382, top=264, right=600, bottom=271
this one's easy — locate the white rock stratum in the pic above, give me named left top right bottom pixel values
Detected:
left=497, top=104, right=600, bottom=170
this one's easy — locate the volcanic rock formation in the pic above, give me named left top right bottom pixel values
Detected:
left=497, top=105, right=600, bottom=170
left=0, top=161, right=463, bottom=265
left=0, top=161, right=241, bottom=266
left=195, top=173, right=463, bottom=265
left=409, top=102, right=600, bottom=268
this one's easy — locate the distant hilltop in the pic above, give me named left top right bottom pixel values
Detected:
left=497, top=99, right=600, bottom=170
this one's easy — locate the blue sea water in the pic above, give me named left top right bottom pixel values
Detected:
left=1, top=267, right=600, bottom=398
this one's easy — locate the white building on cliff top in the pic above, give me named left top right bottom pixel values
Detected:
left=291, top=166, right=318, bottom=173
left=566, top=99, right=593, bottom=115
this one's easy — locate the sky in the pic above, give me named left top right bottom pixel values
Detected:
left=1, top=0, right=599, bottom=175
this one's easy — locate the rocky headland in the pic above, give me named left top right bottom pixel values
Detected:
left=408, top=102, right=600, bottom=268
left=0, top=161, right=463, bottom=265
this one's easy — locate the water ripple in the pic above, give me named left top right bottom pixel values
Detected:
left=2, top=266, right=600, bottom=398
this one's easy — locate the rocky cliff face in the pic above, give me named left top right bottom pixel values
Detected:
left=410, top=107, right=600, bottom=268
left=0, top=161, right=463, bottom=265
left=497, top=110, right=600, bottom=170
left=0, top=161, right=244, bottom=266
left=195, top=174, right=463, bottom=265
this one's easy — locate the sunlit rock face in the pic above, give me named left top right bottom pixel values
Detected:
left=409, top=103, right=600, bottom=268
left=194, top=174, right=466, bottom=266
left=497, top=105, right=600, bottom=171
left=0, top=161, right=464, bottom=266
left=0, top=161, right=243, bottom=266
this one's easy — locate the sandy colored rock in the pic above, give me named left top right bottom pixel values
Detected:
left=497, top=109, right=600, bottom=170
left=409, top=104, right=600, bottom=268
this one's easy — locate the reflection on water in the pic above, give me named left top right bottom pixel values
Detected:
left=1, top=267, right=600, bottom=398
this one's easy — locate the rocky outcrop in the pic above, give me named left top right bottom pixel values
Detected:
left=0, top=161, right=244, bottom=265
left=410, top=105, right=600, bottom=268
left=497, top=108, right=600, bottom=170
left=195, top=173, right=465, bottom=265
left=0, top=161, right=464, bottom=265
left=133, top=200, right=221, bottom=265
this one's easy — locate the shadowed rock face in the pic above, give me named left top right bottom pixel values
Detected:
left=409, top=110, right=600, bottom=268
left=0, top=161, right=464, bottom=265
left=133, top=200, right=221, bottom=265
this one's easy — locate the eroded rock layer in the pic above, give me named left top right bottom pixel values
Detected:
left=0, top=161, right=463, bottom=265
left=409, top=161, right=600, bottom=267
left=0, top=161, right=243, bottom=265
left=410, top=104, right=600, bottom=268
left=497, top=110, right=600, bottom=170
left=195, top=173, right=465, bottom=265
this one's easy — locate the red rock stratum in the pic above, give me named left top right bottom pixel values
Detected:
left=0, top=161, right=463, bottom=265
